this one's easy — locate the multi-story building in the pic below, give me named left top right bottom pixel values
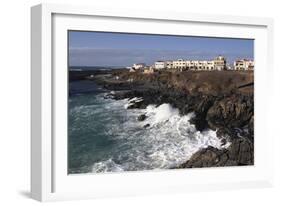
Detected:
left=213, top=55, right=226, bottom=71
left=132, top=56, right=252, bottom=72
left=206, top=61, right=216, bottom=70
left=185, top=60, right=194, bottom=69
left=234, top=59, right=254, bottom=70
left=172, top=59, right=186, bottom=70
left=154, top=61, right=166, bottom=70
left=165, top=60, right=173, bottom=69
left=193, top=61, right=215, bottom=70
left=169, top=56, right=224, bottom=71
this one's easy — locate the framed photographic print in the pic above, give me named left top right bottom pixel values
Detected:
left=31, top=3, right=274, bottom=201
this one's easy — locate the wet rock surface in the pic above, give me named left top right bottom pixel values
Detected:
left=137, top=114, right=147, bottom=121
left=112, top=89, right=254, bottom=168
left=177, top=137, right=254, bottom=168
left=95, top=71, right=254, bottom=168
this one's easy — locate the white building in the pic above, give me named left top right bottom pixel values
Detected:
left=154, top=61, right=166, bottom=70
left=234, top=59, right=254, bottom=70
left=213, top=55, right=226, bottom=71
left=193, top=61, right=215, bottom=70
left=132, top=55, right=252, bottom=73
left=206, top=61, right=215, bottom=70
left=166, top=60, right=173, bottom=69
left=170, top=56, right=222, bottom=71
left=172, top=59, right=186, bottom=70
left=132, top=63, right=146, bottom=70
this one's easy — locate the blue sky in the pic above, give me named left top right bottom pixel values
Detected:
left=69, top=31, right=254, bottom=67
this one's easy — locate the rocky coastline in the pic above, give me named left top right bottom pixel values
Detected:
left=93, top=70, right=254, bottom=168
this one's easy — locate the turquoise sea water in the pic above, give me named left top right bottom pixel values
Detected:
left=68, top=81, right=229, bottom=174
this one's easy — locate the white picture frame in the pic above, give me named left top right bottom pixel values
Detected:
left=31, top=3, right=274, bottom=202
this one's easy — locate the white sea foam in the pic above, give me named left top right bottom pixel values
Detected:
left=89, top=97, right=230, bottom=173
left=129, top=97, right=144, bottom=103
left=92, top=159, right=124, bottom=173
left=145, top=103, right=179, bottom=125
left=124, top=97, right=143, bottom=109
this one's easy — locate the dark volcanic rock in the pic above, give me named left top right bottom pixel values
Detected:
left=113, top=90, right=254, bottom=140
left=227, top=137, right=254, bottom=165
left=127, top=100, right=145, bottom=109
left=178, top=137, right=254, bottom=168
left=137, top=114, right=147, bottom=121
left=206, top=94, right=253, bottom=131
left=99, top=73, right=254, bottom=169
left=248, top=116, right=254, bottom=141
left=188, top=95, right=216, bottom=131
left=144, top=124, right=150, bottom=128
left=178, top=147, right=229, bottom=168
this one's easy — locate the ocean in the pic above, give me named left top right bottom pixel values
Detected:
left=68, top=80, right=229, bottom=174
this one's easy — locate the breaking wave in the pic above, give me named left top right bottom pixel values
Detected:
left=85, top=96, right=230, bottom=173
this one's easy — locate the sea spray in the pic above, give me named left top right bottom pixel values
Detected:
left=145, top=103, right=179, bottom=125
left=88, top=97, right=230, bottom=173
left=124, top=97, right=144, bottom=109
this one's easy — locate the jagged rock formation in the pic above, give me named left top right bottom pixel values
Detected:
left=206, top=95, right=254, bottom=131
left=178, top=137, right=254, bottom=168
left=95, top=70, right=254, bottom=168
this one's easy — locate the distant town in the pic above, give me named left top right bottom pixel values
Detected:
left=127, top=56, right=254, bottom=74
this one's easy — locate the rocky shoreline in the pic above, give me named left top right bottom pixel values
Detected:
left=94, top=70, right=254, bottom=168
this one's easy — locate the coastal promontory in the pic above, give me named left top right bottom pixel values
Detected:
left=89, top=69, right=254, bottom=168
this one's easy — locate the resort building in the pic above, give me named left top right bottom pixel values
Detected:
left=172, top=59, right=186, bottom=70
left=169, top=56, right=225, bottom=71
left=166, top=60, right=173, bottom=69
left=213, top=56, right=226, bottom=71
left=132, top=63, right=146, bottom=70
left=186, top=60, right=215, bottom=71
left=234, top=59, right=254, bottom=70
left=205, top=61, right=216, bottom=70
left=154, top=61, right=166, bottom=70
left=130, top=55, right=253, bottom=72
